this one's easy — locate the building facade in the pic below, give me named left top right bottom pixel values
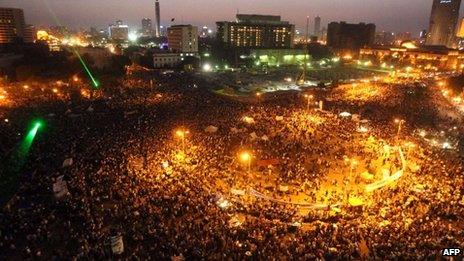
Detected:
left=153, top=52, right=183, bottom=68
left=154, top=0, right=161, bottom=37
left=167, top=25, right=198, bottom=53
left=327, top=22, right=375, bottom=50
left=426, top=0, right=461, bottom=47
left=360, top=43, right=464, bottom=71
left=142, top=18, right=153, bottom=37
left=0, top=8, right=26, bottom=44
left=314, top=16, right=321, bottom=37
left=216, top=14, right=295, bottom=49
left=109, top=22, right=129, bottom=41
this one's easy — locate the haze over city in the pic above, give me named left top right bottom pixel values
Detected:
left=2, top=0, right=460, bottom=33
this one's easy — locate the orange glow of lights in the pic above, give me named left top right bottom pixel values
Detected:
left=239, top=151, right=251, bottom=163
left=175, top=129, right=189, bottom=138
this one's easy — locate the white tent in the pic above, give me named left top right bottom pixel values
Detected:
left=205, top=125, right=218, bottom=133
left=231, top=188, right=245, bottom=196
left=278, top=185, right=289, bottom=192
left=243, top=116, right=255, bottom=124
left=339, top=112, right=351, bottom=117
left=62, top=158, right=73, bottom=168
left=111, top=235, right=124, bottom=254
left=250, top=132, right=258, bottom=140
left=275, top=116, right=284, bottom=121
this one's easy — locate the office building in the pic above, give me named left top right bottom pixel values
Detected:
left=0, top=8, right=26, bottom=44
left=154, top=0, right=161, bottom=37
left=375, top=31, right=395, bottom=45
left=314, top=16, right=321, bottom=37
left=361, top=42, right=464, bottom=70
left=153, top=52, right=183, bottom=68
left=167, top=24, right=198, bottom=53
left=23, top=25, right=36, bottom=43
left=419, top=30, right=428, bottom=45
left=216, top=14, right=295, bottom=49
left=327, top=21, right=375, bottom=50
left=142, top=18, right=153, bottom=37
left=109, top=21, right=129, bottom=41
left=457, top=18, right=464, bottom=38
left=426, top=0, right=461, bottom=47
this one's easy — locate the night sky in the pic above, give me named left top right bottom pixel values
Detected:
left=2, top=0, right=462, bottom=35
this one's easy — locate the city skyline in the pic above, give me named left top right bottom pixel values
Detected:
left=2, top=0, right=463, bottom=34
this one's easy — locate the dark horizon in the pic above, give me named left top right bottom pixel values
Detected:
left=2, top=0, right=462, bottom=35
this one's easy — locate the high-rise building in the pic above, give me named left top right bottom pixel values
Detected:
left=457, top=18, right=464, bottom=38
left=314, top=16, right=321, bottom=37
left=375, top=31, right=395, bottom=45
left=154, top=0, right=161, bottom=37
left=327, top=21, right=375, bottom=50
left=216, top=14, right=295, bottom=49
left=0, top=8, right=27, bottom=44
left=167, top=24, right=198, bottom=53
left=426, top=0, right=461, bottom=47
left=109, top=21, right=129, bottom=41
left=23, top=25, right=36, bottom=43
left=142, top=18, right=153, bottom=37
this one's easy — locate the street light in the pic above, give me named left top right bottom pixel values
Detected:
left=345, top=157, right=357, bottom=178
left=175, top=129, right=189, bottom=151
left=239, top=151, right=252, bottom=172
left=256, top=92, right=262, bottom=104
left=304, top=94, right=314, bottom=111
left=394, top=119, right=405, bottom=137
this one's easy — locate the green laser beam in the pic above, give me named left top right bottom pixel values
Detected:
left=0, top=119, right=44, bottom=204
left=19, top=120, right=44, bottom=156
left=41, top=0, right=100, bottom=89
left=73, top=50, right=100, bottom=88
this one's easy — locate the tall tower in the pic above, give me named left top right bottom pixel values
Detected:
left=154, top=0, right=161, bottom=37
left=314, top=16, right=321, bottom=37
left=426, top=0, right=461, bottom=47
left=0, top=8, right=26, bottom=44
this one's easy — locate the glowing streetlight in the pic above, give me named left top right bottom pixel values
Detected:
left=23, top=85, right=29, bottom=90
left=202, top=63, right=212, bottom=72
left=344, top=157, right=357, bottom=178
left=394, top=119, right=405, bottom=137
left=239, top=151, right=252, bottom=171
left=256, top=92, right=262, bottom=104
left=175, top=129, right=189, bottom=151
left=128, top=32, right=138, bottom=42
left=304, top=94, right=314, bottom=111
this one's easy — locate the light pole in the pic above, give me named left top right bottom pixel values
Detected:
left=304, top=94, right=313, bottom=111
left=239, top=151, right=252, bottom=172
left=175, top=129, right=189, bottom=151
left=394, top=119, right=405, bottom=137
left=256, top=92, right=262, bottom=106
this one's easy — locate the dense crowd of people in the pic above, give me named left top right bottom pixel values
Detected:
left=1, top=71, right=463, bottom=259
